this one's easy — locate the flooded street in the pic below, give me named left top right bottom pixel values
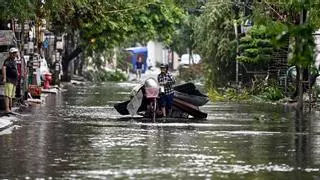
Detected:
left=0, top=82, right=320, bottom=179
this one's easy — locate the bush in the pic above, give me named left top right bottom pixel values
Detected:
left=208, top=88, right=225, bottom=101
left=178, top=64, right=204, bottom=82
left=261, top=86, right=284, bottom=101
left=208, top=88, right=250, bottom=102
left=84, top=69, right=128, bottom=82
left=208, top=85, right=284, bottom=102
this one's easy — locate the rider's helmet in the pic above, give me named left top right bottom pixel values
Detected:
left=160, top=63, right=165, bottom=68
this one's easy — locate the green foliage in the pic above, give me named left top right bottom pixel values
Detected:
left=170, top=15, right=195, bottom=56
left=0, top=0, right=74, bottom=22
left=249, top=78, right=284, bottom=101
left=194, top=0, right=237, bottom=88
left=253, top=0, right=320, bottom=69
left=0, top=0, right=36, bottom=21
left=115, top=50, right=131, bottom=71
left=287, top=25, right=315, bottom=68
left=77, top=0, right=183, bottom=51
left=237, top=25, right=276, bottom=65
left=1, top=0, right=184, bottom=56
left=251, top=1, right=320, bottom=104
left=177, top=64, right=204, bottom=82
left=208, top=88, right=250, bottom=102
left=169, top=0, right=206, bottom=56
left=261, top=86, right=284, bottom=101
left=46, top=0, right=184, bottom=71
left=208, top=82, right=284, bottom=102
left=207, top=88, right=225, bottom=101
left=84, top=69, right=128, bottom=82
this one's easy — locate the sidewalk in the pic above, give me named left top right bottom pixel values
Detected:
left=129, top=67, right=160, bottom=82
left=0, top=107, right=21, bottom=132
left=0, top=116, right=16, bottom=130
left=0, top=87, right=60, bottom=132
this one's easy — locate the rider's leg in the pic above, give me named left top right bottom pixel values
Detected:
left=166, top=93, right=174, bottom=117
left=160, top=94, right=166, bottom=117
left=161, top=107, right=166, bottom=117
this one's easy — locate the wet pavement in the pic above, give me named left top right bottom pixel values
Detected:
left=0, top=81, right=320, bottom=179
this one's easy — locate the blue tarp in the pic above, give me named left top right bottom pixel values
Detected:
left=125, top=47, right=148, bottom=73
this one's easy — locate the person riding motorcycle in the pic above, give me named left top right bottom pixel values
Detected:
left=158, top=64, right=175, bottom=117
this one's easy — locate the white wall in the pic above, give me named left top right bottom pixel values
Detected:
left=147, top=41, right=164, bottom=67
left=147, top=41, right=179, bottom=70
left=173, top=52, right=180, bottom=70
left=315, top=30, right=320, bottom=68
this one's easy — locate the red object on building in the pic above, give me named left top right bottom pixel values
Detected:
left=43, top=73, right=52, bottom=89
left=28, top=85, right=42, bottom=99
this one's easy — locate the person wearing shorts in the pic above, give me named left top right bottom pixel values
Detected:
left=158, top=64, right=175, bottom=117
left=2, top=47, right=18, bottom=113
left=135, top=56, right=143, bottom=81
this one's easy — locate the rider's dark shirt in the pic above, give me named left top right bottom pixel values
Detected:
left=3, top=57, right=18, bottom=84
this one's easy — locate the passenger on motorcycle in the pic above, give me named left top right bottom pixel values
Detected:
left=158, top=64, right=175, bottom=117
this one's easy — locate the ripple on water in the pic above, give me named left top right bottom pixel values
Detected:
left=62, top=163, right=300, bottom=179
left=133, top=122, right=245, bottom=128
left=116, top=92, right=131, bottom=95
left=116, top=82, right=141, bottom=88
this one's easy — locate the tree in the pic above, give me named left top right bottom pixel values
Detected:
left=254, top=0, right=320, bottom=109
left=0, top=0, right=73, bottom=53
left=0, top=0, right=184, bottom=80
left=193, top=0, right=238, bottom=88
left=237, top=25, right=274, bottom=65
left=47, top=0, right=184, bottom=80
left=0, top=0, right=36, bottom=21
left=236, top=24, right=276, bottom=85
left=170, top=0, right=206, bottom=57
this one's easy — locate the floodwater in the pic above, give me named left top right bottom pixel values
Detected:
left=0, top=82, right=319, bottom=179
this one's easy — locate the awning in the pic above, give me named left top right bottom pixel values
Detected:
left=0, top=30, right=17, bottom=46
left=125, top=47, right=147, bottom=54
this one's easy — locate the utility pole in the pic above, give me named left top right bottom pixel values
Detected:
left=297, top=10, right=305, bottom=112
left=234, top=0, right=251, bottom=88
left=234, top=21, right=239, bottom=87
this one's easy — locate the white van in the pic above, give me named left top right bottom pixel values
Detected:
left=179, top=54, right=201, bottom=67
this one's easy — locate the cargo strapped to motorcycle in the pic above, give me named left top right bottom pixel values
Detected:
left=145, top=87, right=159, bottom=98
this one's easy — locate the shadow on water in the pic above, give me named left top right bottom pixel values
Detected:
left=0, top=82, right=319, bottom=179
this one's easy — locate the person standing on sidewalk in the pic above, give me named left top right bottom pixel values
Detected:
left=2, top=47, right=19, bottom=113
left=135, top=56, right=144, bottom=81
left=158, top=64, right=175, bottom=117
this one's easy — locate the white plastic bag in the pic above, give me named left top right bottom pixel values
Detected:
left=159, top=86, right=165, bottom=93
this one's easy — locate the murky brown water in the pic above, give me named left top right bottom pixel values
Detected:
left=0, top=82, right=319, bottom=179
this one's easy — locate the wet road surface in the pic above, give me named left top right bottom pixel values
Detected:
left=0, top=82, right=319, bottom=179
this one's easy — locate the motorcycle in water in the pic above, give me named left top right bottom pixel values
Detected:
left=144, top=78, right=160, bottom=122
left=114, top=80, right=209, bottom=121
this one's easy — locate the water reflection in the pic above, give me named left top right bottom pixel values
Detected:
left=294, top=110, right=320, bottom=167
left=0, top=82, right=319, bottom=179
